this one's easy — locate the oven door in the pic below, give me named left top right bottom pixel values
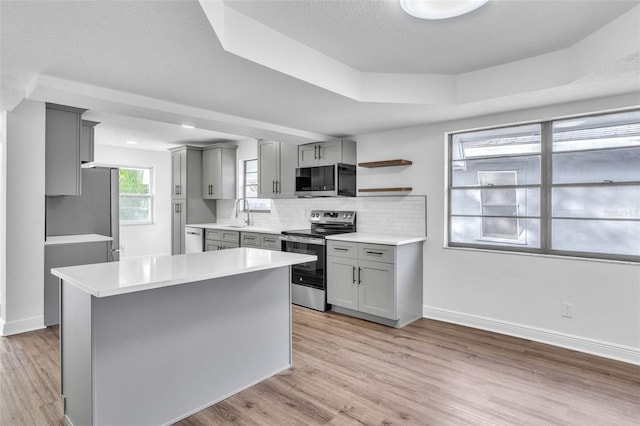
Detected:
left=281, top=235, right=326, bottom=290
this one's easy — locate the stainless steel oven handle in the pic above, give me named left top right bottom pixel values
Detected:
left=280, top=234, right=325, bottom=246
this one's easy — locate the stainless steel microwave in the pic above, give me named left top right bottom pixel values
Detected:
left=294, top=163, right=356, bottom=197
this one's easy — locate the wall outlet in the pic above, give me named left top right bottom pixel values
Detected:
left=561, top=302, right=573, bottom=318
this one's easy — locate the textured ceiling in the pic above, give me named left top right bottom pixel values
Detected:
left=1, top=0, right=639, bottom=149
left=225, top=0, right=637, bottom=74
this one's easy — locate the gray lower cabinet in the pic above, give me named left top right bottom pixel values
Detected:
left=205, top=229, right=239, bottom=251
left=44, top=241, right=110, bottom=326
left=327, top=240, right=423, bottom=328
left=240, top=231, right=282, bottom=251
left=172, top=201, right=187, bottom=255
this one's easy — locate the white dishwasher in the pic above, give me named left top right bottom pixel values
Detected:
left=185, top=227, right=204, bottom=253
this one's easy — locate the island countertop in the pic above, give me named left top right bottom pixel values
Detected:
left=51, top=248, right=316, bottom=298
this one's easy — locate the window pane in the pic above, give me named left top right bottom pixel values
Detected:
left=451, top=124, right=541, bottom=160
left=553, top=186, right=640, bottom=219
left=450, top=216, right=541, bottom=248
left=119, top=168, right=150, bottom=195
left=248, top=199, right=271, bottom=211
left=553, top=110, right=640, bottom=152
left=451, top=188, right=540, bottom=217
left=245, top=185, right=258, bottom=198
left=245, top=173, right=258, bottom=186
left=245, top=159, right=258, bottom=173
left=552, top=219, right=640, bottom=257
left=120, top=196, right=150, bottom=222
left=552, top=147, right=640, bottom=184
left=451, top=155, right=541, bottom=187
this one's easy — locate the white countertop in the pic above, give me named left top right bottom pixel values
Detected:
left=45, top=234, right=113, bottom=246
left=187, top=223, right=285, bottom=235
left=51, top=248, right=316, bottom=298
left=326, top=232, right=426, bottom=246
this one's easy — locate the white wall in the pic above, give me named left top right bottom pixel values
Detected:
left=357, top=93, right=640, bottom=364
left=0, top=100, right=46, bottom=335
left=94, top=145, right=172, bottom=258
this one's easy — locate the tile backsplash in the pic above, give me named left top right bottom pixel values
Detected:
left=217, top=196, right=427, bottom=236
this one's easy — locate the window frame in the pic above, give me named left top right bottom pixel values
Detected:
left=446, top=109, right=640, bottom=263
left=241, top=158, right=271, bottom=213
left=119, top=166, right=154, bottom=226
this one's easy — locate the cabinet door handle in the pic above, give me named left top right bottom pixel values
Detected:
left=366, top=251, right=384, bottom=256
left=264, top=239, right=275, bottom=243
left=352, top=266, right=356, bottom=283
left=272, top=180, right=276, bottom=194
left=314, top=145, right=318, bottom=159
left=334, top=247, right=348, bottom=252
left=178, top=185, right=181, bottom=195
left=358, top=267, right=362, bottom=284
left=318, top=145, right=322, bottom=159
left=275, top=180, right=279, bottom=194
left=174, top=203, right=180, bottom=213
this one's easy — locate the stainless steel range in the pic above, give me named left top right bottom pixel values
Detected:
left=281, top=210, right=356, bottom=311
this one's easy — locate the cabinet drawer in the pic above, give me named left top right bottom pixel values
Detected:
left=220, top=230, right=239, bottom=243
left=261, top=234, right=282, bottom=250
left=240, top=232, right=261, bottom=247
left=359, top=243, right=395, bottom=264
left=220, top=241, right=239, bottom=250
left=205, top=229, right=221, bottom=241
left=327, top=241, right=357, bottom=259
left=205, top=242, right=220, bottom=251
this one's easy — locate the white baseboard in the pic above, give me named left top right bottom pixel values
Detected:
left=423, top=305, right=640, bottom=366
left=0, top=315, right=45, bottom=336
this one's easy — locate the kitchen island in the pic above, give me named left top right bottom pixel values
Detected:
left=51, top=248, right=316, bottom=426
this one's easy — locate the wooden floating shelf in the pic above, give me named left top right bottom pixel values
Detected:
left=358, top=187, right=413, bottom=193
left=358, top=159, right=412, bottom=168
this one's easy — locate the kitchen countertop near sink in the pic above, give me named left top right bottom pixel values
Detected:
left=187, top=224, right=286, bottom=235
left=326, top=232, right=426, bottom=246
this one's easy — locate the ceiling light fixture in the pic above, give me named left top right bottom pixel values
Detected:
left=400, top=0, right=488, bottom=20
left=125, top=140, right=138, bottom=145
left=181, top=124, right=195, bottom=129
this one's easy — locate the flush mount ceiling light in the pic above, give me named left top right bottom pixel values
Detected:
left=181, top=124, right=195, bottom=129
left=400, top=0, right=488, bottom=20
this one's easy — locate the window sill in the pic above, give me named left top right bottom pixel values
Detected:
left=444, top=245, right=639, bottom=266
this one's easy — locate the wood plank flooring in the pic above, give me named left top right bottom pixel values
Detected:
left=2, top=306, right=639, bottom=425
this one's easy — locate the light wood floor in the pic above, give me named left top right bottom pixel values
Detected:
left=2, top=306, right=639, bottom=425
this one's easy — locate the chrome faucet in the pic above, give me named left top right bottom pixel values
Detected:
left=235, top=198, right=251, bottom=226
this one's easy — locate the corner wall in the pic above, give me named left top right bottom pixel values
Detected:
left=357, top=93, right=640, bottom=364
left=1, top=100, right=46, bottom=335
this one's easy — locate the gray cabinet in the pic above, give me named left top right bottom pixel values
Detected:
left=327, top=240, right=422, bottom=328
left=170, top=146, right=216, bottom=254
left=202, top=146, right=237, bottom=200
left=44, top=241, right=110, bottom=326
left=205, top=229, right=239, bottom=251
left=172, top=201, right=186, bottom=255
left=240, top=231, right=282, bottom=251
left=298, top=139, right=356, bottom=167
left=80, top=120, right=99, bottom=163
left=45, top=103, right=87, bottom=196
left=258, top=140, right=296, bottom=198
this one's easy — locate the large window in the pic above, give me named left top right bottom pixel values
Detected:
left=448, top=110, right=640, bottom=262
left=119, top=167, right=153, bottom=225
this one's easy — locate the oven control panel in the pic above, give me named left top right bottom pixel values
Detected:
left=309, top=210, right=356, bottom=224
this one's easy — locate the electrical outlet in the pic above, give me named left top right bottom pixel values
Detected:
left=561, top=302, right=573, bottom=318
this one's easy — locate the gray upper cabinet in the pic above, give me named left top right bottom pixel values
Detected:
left=80, top=120, right=99, bottom=163
left=45, top=103, right=87, bottom=196
left=298, top=139, right=357, bottom=167
left=258, top=140, right=296, bottom=198
left=202, top=146, right=237, bottom=200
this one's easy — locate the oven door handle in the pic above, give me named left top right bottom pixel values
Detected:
left=280, top=235, right=325, bottom=246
